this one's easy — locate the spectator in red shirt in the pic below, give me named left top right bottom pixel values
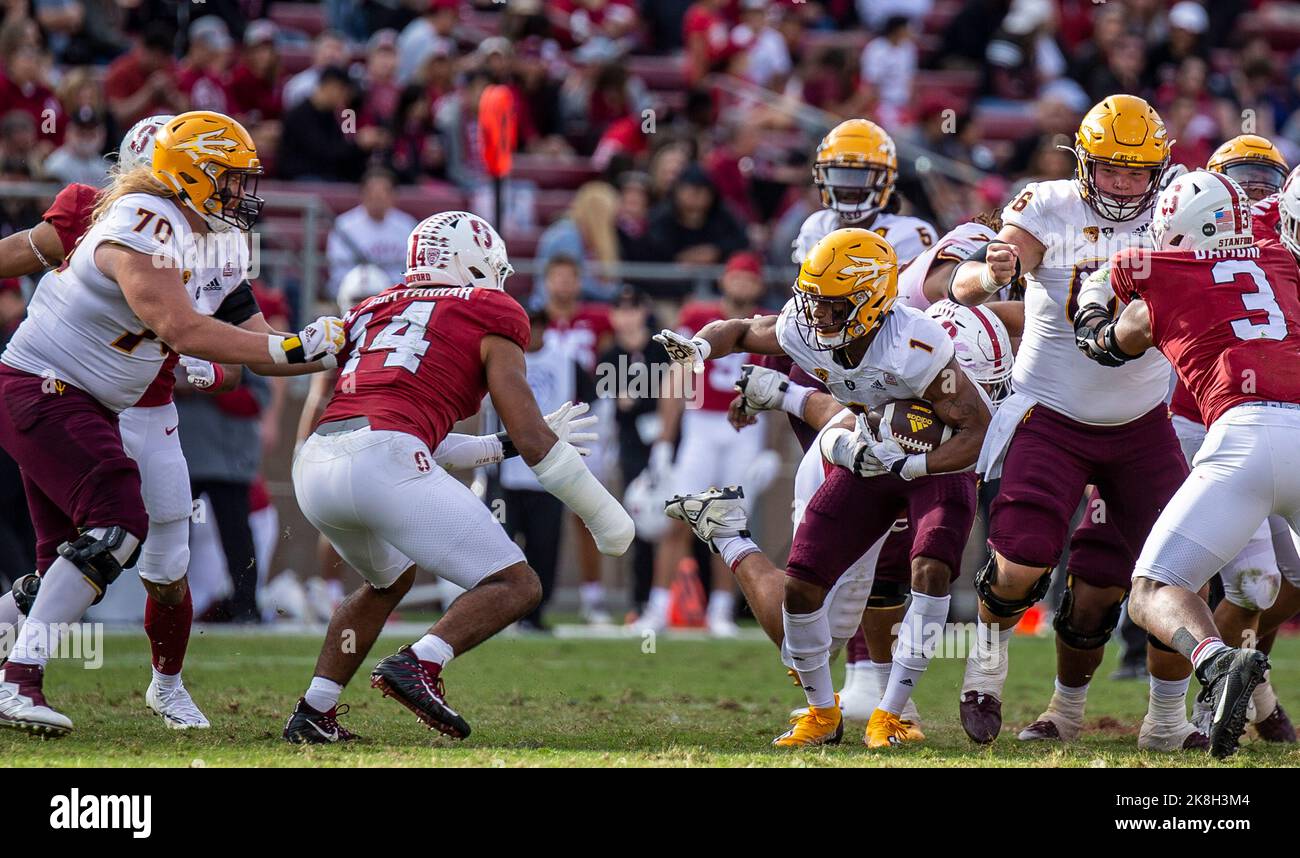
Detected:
left=228, top=19, right=284, bottom=128
left=0, top=44, right=64, bottom=149
left=178, top=16, right=234, bottom=115
left=549, top=0, right=640, bottom=50
left=105, top=23, right=186, bottom=128
left=705, top=118, right=760, bottom=223
left=683, top=0, right=734, bottom=85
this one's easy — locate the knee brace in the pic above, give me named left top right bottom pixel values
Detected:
left=136, top=518, right=191, bottom=586
left=1052, top=577, right=1122, bottom=650
left=974, top=555, right=1052, bottom=617
left=57, top=526, right=141, bottom=604
left=11, top=573, right=40, bottom=616
left=867, top=579, right=908, bottom=610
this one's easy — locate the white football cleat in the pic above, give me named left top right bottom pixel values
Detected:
left=664, top=486, right=750, bottom=549
left=0, top=661, right=72, bottom=737
left=147, top=677, right=211, bottom=730
left=707, top=610, right=740, bottom=638
left=838, top=664, right=881, bottom=721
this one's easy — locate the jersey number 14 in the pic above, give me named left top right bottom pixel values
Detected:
left=341, top=302, right=434, bottom=375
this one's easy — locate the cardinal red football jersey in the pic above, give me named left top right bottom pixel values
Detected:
left=319, top=285, right=530, bottom=449
left=42, top=182, right=99, bottom=258
left=1110, top=239, right=1300, bottom=427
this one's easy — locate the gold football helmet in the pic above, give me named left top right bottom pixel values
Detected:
left=1207, top=135, right=1287, bottom=202
left=151, top=111, right=264, bottom=232
left=1074, top=95, right=1170, bottom=222
left=813, top=119, right=897, bottom=225
left=794, top=228, right=898, bottom=350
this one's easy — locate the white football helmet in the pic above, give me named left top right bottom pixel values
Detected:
left=405, top=211, right=513, bottom=291
left=926, top=299, right=1014, bottom=405
left=118, top=114, right=175, bottom=171
left=1277, top=165, right=1300, bottom=260
left=337, top=263, right=391, bottom=313
left=1150, top=169, right=1253, bottom=253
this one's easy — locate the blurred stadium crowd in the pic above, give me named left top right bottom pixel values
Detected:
left=3, top=0, right=1300, bottom=629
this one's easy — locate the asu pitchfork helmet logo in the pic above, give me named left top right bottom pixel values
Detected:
left=793, top=228, right=898, bottom=351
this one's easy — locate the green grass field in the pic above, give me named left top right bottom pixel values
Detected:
left=4, top=629, right=1299, bottom=767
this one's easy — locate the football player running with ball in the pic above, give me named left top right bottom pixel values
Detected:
left=284, top=212, right=633, bottom=743
left=949, top=95, right=1204, bottom=750
left=1074, top=170, right=1300, bottom=758
left=656, top=228, right=991, bottom=748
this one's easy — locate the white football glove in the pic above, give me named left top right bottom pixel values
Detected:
left=735, top=364, right=789, bottom=416
left=653, top=329, right=708, bottom=374
left=298, top=316, right=346, bottom=363
left=180, top=356, right=219, bottom=390
left=868, top=419, right=928, bottom=481
left=543, top=401, right=599, bottom=457
left=820, top=415, right=886, bottom=478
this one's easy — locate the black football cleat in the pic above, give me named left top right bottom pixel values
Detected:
left=1197, top=648, right=1270, bottom=759
left=370, top=647, right=471, bottom=739
left=959, top=690, right=1002, bottom=745
left=283, top=698, right=359, bottom=745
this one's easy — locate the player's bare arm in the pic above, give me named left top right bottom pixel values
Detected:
left=655, top=313, right=782, bottom=372
left=481, top=333, right=560, bottom=465
left=921, top=358, right=992, bottom=474
left=0, top=222, right=64, bottom=277
left=103, top=244, right=342, bottom=367
left=949, top=225, right=1043, bottom=305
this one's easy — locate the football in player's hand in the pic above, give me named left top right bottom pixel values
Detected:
left=865, top=399, right=953, bottom=454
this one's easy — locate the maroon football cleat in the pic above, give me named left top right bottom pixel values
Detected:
left=1253, top=704, right=1297, bottom=743
left=1017, top=719, right=1062, bottom=742
left=960, top=690, right=1002, bottom=744
left=370, top=647, right=471, bottom=739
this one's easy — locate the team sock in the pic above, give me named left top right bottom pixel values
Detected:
left=880, top=591, right=949, bottom=715
left=1147, top=675, right=1191, bottom=728
left=144, top=588, right=193, bottom=676
left=783, top=607, right=835, bottom=709
left=8, top=559, right=98, bottom=668
left=411, top=634, right=455, bottom=669
left=707, top=589, right=734, bottom=621
left=1191, top=636, right=1228, bottom=673
left=962, top=616, right=1014, bottom=695
left=304, top=676, right=343, bottom=713
left=646, top=587, right=670, bottom=620
left=713, top=535, right=759, bottom=570
left=579, top=581, right=606, bottom=613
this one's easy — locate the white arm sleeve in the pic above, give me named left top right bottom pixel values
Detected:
left=431, top=433, right=505, bottom=471
left=530, top=440, right=634, bottom=556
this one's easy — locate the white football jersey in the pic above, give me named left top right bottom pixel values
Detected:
left=897, top=221, right=997, bottom=310
left=1001, top=179, right=1169, bottom=425
left=776, top=299, right=954, bottom=413
left=792, top=208, right=938, bottom=266
left=2, top=193, right=251, bottom=412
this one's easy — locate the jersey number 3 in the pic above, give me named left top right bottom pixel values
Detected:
left=1216, top=259, right=1288, bottom=341
left=341, top=302, right=435, bottom=375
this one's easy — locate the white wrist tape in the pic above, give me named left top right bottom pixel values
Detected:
left=531, top=440, right=634, bottom=555
left=268, top=335, right=288, bottom=365
left=781, top=381, right=816, bottom=418
left=900, top=454, right=929, bottom=480
left=432, top=433, right=504, bottom=471
left=692, top=337, right=712, bottom=361
left=979, top=265, right=1004, bottom=294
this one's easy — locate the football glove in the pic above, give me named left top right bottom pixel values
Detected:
left=653, top=329, right=709, bottom=374
left=180, top=356, right=222, bottom=390
left=543, top=401, right=599, bottom=457
left=735, top=364, right=789, bottom=416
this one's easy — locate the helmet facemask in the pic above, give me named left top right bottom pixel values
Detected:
left=199, top=164, right=264, bottom=232
left=815, top=163, right=894, bottom=225
left=1220, top=161, right=1286, bottom=202
left=1077, top=151, right=1165, bottom=223
left=793, top=287, right=891, bottom=351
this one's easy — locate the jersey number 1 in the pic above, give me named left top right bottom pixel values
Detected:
left=1216, top=260, right=1288, bottom=341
